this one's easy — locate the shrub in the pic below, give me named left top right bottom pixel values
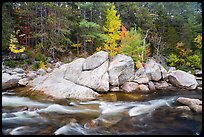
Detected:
left=4, top=60, right=16, bottom=68
left=167, top=53, right=201, bottom=72
left=32, top=61, right=40, bottom=70
left=187, top=55, right=201, bottom=69
left=166, top=41, right=202, bottom=72
left=25, top=50, right=33, bottom=58
left=24, top=58, right=32, bottom=65
left=35, top=53, right=47, bottom=62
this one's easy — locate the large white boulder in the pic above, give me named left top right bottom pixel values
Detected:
left=13, top=68, right=25, bottom=74
left=121, top=82, right=140, bottom=93
left=108, top=54, right=135, bottom=86
left=29, top=64, right=100, bottom=100
left=2, top=73, right=21, bottom=90
left=144, top=59, right=167, bottom=81
left=82, top=51, right=108, bottom=71
left=64, top=55, right=109, bottom=92
left=177, top=97, right=202, bottom=113
left=134, top=67, right=149, bottom=84
left=168, top=70, right=198, bottom=89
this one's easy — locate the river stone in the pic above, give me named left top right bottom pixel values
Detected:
left=26, top=71, right=37, bottom=79
left=16, top=73, right=27, bottom=78
left=177, top=97, right=202, bottom=113
left=167, top=67, right=176, bottom=74
left=110, top=86, right=120, bottom=92
left=145, top=59, right=163, bottom=81
left=158, top=64, right=167, bottom=79
left=134, top=74, right=149, bottom=84
left=175, top=106, right=191, bottom=111
left=13, top=68, right=24, bottom=74
left=64, top=58, right=109, bottom=92
left=168, top=70, right=198, bottom=89
left=134, top=66, right=148, bottom=84
left=154, top=81, right=169, bottom=89
left=18, top=78, right=29, bottom=86
left=37, top=68, right=46, bottom=75
left=46, top=68, right=52, bottom=73
left=29, top=64, right=100, bottom=100
left=194, top=69, right=202, bottom=76
left=121, top=82, right=140, bottom=93
left=82, top=51, right=108, bottom=71
left=55, top=61, right=64, bottom=68
left=47, top=57, right=53, bottom=63
left=135, top=67, right=146, bottom=76
left=148, top=81, right=156, bottom=91
left=5, top=69, right=13, bottom=75
left=138, top=84, right=149, bottom=92
left=11, top=71, right=18, bottom=75
left=2, top=73, right=21, bottom=90
left=108, top=54, right=135, bottom=86
left=196, top=80, right=202, bottom=87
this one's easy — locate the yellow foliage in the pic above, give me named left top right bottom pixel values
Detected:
left=102, top=5, right=121, bottom=57
left=176, top=42, right=192, bottom=58
left=71, top=43, right=82, bottom=47
left=9, top=33, right=25, bottom=54
left=19, top=34, right=26, bottom=37
left=9, top=43, right=25, bottom=54
left=194, top=35, right=202, bottom=49
left=109, top=51, right=118, bottom=57
left=136, top=61, right=143, bottom=69
left=39, top=61, right=47, bottom=70
left=96, top=46, right=102, bottom=52
left=85, top=39, right=92, bottom=43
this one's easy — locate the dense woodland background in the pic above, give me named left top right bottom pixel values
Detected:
left=2, top=2, right=202, bottom=73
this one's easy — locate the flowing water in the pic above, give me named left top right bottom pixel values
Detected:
left=2, top=87, right=202, bottom=135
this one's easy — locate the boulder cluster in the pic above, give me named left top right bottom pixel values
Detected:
left=2, top=51, right=202, bottom=101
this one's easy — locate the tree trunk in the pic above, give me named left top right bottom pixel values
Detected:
left=41, top=4, right=44, bottom=50
left=142, top=30, right=149, bottom=62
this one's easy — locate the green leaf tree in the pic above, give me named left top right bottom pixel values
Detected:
left=121, top=27, right=149, bottom=67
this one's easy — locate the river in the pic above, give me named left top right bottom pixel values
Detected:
left=2, top=87, right=202, bottom=135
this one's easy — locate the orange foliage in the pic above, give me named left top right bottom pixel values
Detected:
left=176, top=42, right=192, bottom=58
left=120, top=25, right=128, bottom=40
left=146, top=47, right=151, bottom=57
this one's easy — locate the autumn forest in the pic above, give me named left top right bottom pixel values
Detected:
left=2, top=2, right=202, bottom=72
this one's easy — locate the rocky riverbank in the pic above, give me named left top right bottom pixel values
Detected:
left=2, top=51, right=202, bottom=113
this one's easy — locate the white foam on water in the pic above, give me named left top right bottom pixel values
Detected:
left=9, top=126, right=30, bottom=135
left=2, top=92, right=16, bottom=95
left=99, top=101, right=137, bottom=116
left=37, top=104, right=84, bottom=114
left=2, top=111, right=39, bottom=119
left=2, top=117, right=48, bottom=126
left=128, top=97, right=176, bottom=117
left=79, top=100, right=102, bottom=105
left=54, top=123, right=88, bottom=135
left=37, top=104, right=99, bottom=115
left=2, top=96, right=50, bottom=108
